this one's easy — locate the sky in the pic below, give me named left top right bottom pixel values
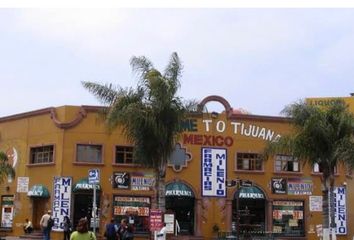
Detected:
left=0, top=8, right=353, bottom=117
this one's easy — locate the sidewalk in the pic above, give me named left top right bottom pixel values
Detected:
left=4, top=237, right=21, bottom=240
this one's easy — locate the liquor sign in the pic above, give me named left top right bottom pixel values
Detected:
left=287, top=178, right=313, bottom=195
left=52, top=177, right=72, bottom=232
left=201, top=148, right=227, bottom=197
left=113, top=172, right=130, bottom=189
left=334, top=186, right=347, bottom=235
left=149, top=209, right=163, bottom=231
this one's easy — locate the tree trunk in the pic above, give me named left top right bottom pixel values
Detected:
left=329, top=176, right=337, bottom=240
left=322, top=178, right=330, bottom=240
left=157, top=175, right=166, bottom=212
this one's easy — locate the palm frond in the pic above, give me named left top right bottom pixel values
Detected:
left=0, top=152, right=15, bottom=184
left=164, top=52, right=182, bottom=93
left=81, top=81, right=119, bottom=105
left=130, top=56, right=154, bottom=82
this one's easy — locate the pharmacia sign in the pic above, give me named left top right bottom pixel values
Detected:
left=201, top=147, right=226, bottom=197
left=52, top=177, right=72, bottom=231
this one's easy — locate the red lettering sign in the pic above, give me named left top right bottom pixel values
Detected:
left=183, top=134, right=234, bottom=147
left=149, top=209, right=163, bottom=231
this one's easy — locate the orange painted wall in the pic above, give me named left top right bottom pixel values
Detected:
left=0, top=102, right=350, bottom=240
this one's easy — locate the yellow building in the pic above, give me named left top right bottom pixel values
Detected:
left=307, top=94, right=354, bottom=240
left=0, top=95, right=349, bottom=240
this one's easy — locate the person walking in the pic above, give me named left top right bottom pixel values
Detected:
left=63, top=215, right=72, bottom=240
left=104, top=218, right=117, bottom=240
left=156, top=223, right=167, bottom=240
left=117, top=219, right=127, bottom=240
left=70, top=218, right=96, bottom=240
left=40, top=210, right=53, bottom=240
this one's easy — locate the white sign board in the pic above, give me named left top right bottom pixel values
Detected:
left=17, top=177, right=29, bottom=193
left=164, top=213, right=175, bottom=234
left=201, top=148, right=226, bottom=197
left=88, top=169, right=100, bottom=184
left=52, top=177, right=72, bottom=232
left=309, top=196, right=322, bottom=212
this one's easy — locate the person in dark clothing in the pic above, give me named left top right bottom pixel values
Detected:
left=124, top=223, right=134, bottom=240
left=62, top=215, right=72, bottom=240
left=105, top=218, right=117, bottom=240
left=117, top=219, right=127, bottom=240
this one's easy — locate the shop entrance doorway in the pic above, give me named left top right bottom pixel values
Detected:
left=165, top=181, right=195, bottom=235
left=32, top=198, right=47, bottom=230
left=232, top=186, right=266, bottom=237
left=73, top=193, right=100, bottom=230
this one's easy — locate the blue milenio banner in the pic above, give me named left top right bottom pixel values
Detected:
left=52, top=177, right=72, bottom=232
left=201, top=147, right=227, bottom=197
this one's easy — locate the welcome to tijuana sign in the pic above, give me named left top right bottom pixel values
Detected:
left=181, top=119, right=282, bottom=147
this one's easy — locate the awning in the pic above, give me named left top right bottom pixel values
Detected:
left=73, top=178, right=101, bottom=192
left=27, top=184, right=50, bottom=198
left=236, top=186, right=265, bottom=199
left=165, top=182, right=194, bottom=197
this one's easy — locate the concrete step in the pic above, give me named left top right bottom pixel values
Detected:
left=19, top=231, right=42, bottom=239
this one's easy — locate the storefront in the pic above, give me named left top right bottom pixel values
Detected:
left=27, top=184, right=50, bottom=230
left=0, top=95, right=350, bottom=240
left=165, top=181, right=195, bottom=235
left=232, top=186, right=266, bottom=235
left=72, top=178, right=101, bottom=230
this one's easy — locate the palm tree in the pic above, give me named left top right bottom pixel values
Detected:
left=82, top=52, right=187, bottom=211
left=0, top=151, right=15, bottom=184
left=264, top=99, right=354, bottom=240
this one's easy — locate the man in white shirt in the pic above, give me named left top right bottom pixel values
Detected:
left=157, top=223, right=167, bottom=240
left=40, top=210, right=52, bottom=240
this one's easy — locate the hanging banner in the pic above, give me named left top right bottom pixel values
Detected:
left=334, top=186, right=347, bottom=235
left=201, top=147, right=227, bottom=197
left=52, top=177, right=72, bottom=232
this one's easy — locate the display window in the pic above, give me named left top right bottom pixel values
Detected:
left=113, top=196, right=150, bottom=233
left=272, top=200, right=305, bottom=237
left=1, top=195, right=14, bottom=228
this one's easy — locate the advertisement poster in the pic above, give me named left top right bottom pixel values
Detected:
left=113, top=172, right=130, bottom=189
left=201, top=148, right=227, bottom=197
left=334, top=186, right=347, bottom=235
left=287, top=178, right=313, bottom=195
left=131, top=172, right=155, bottom=191
left=17, top=177, right=29, bottom=193
left=52, top=177, right=72, bottom=232
left=271, top=178, right=287, bottom=194
left=164, top=213, right=175, bottom=234
left=149, top=209, right=163, bottom=231
left=1, top=196, right=14, bottom=228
